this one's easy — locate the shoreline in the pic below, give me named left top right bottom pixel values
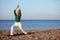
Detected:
left=0, top=27, right=60, bottom=30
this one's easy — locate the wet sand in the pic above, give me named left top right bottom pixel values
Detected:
left=0, top=28, right=60, bottom=40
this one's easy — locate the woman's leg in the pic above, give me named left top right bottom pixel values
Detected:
left=18, top=22, right=27, bottom=34
left=10, top=24, right=15, bottom=35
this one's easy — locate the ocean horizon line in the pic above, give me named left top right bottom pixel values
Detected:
left=0, top=20, right=60, bottom=21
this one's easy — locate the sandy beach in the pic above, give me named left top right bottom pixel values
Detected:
left=0, top=28, right=60, bottom=40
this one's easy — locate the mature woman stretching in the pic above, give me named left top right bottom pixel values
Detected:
left=10, top=5, right=27, bottom=35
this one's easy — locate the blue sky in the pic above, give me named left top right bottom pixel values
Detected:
left=0, top=0, right=60, bottom=20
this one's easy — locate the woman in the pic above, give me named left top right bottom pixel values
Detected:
left=10, top=5, right=27, bottom=35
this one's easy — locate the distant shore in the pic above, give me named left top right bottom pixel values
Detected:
left=0, top=28, right=60, bottom=40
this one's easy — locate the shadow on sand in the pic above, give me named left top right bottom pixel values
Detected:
left=8, top=32, right=35, bottom=37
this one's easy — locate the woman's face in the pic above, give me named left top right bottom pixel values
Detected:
left=16, top=5, right=19, bottom=8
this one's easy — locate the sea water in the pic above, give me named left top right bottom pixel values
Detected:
left=0, top=20, right=60, bottom=30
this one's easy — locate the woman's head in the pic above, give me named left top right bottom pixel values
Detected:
left=16, top=5, right=19, bottom=9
